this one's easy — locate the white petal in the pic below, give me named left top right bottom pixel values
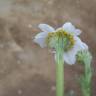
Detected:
left=63, top=43, right=80, bottom=65
left=38, top=24, right=55, bottom=32
left=80, top=42, right=88, bottom=50
left=63, top=51, right=76, bottom=65
left=56, top=28, right=62, bottom=31
left=62, top=22, right=75, bottom=34
left=35, top=32, right=48, bottom=39
left=74, top=36, right=82, bottom=46
left=74, top=29, right=82, bottom=36
left=54, top=51, right=76, bottom=65
left=63, top=36, right=88, bottom=65
left=62, top=22, right=81, bottom=36
left=74, top=36, right=88, bottom=50
left=34, top=38, right=46, bottom=48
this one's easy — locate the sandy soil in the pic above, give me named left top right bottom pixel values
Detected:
left=0, top=0, right=96, bottom=96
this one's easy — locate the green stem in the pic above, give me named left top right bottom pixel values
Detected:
left=82, top=59, right=92, bottom=96
left=80, top=52, right=92, bottom=96
left=55, top=38, right=64, bottom=96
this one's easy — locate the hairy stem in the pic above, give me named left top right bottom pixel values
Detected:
left=78, top=51, right=92, bottom=96
left=81, top=59, right=92, bottom=96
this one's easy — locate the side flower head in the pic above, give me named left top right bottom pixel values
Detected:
left=34, top=22, right=88, bottom=65
left=77, top=50, right=92, bottom=64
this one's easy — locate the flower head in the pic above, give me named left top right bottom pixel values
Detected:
left=77, top=50, right=92, bottom=64
left=34, top=22, right=88, bottom=65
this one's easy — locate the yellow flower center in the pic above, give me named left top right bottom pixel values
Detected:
left=46, top=29, right=75, bottom=51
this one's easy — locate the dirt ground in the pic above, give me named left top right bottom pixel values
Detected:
left=0, top=0, right=96, bottom=96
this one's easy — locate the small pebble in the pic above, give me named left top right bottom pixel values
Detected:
left=17, top=89, right=22, bottom=95
left=28, top=24, right=32, bottom=28
left=17, top=60, right=21, bottom=65
left=0, top=44, right=4, bottom=48
left=51, top=86, right=56, bottom=91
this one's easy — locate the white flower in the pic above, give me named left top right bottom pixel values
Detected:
left=34, top=22, right=88, bottom=65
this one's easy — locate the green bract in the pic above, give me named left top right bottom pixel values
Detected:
left=46, top=29, right=75, bottom=51
left=77, top=50, right=92, bottom=63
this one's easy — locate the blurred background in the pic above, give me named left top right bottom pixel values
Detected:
left=0, top=0, right=96, bottom=96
